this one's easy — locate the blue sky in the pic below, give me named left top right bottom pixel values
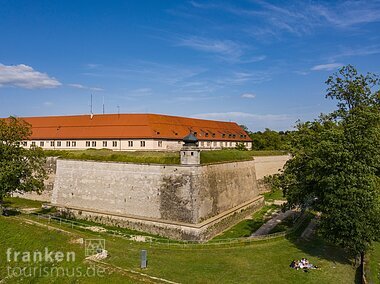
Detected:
left=1, top=0, right=380, bottom=131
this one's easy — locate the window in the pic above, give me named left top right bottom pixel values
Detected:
left=86, top=141, right=90, bottom=147
left=191, top=152, right=194, bottom=156
left=72, top=141, right=76, bottom=147
left=230, top=142, right=233, bottom=146
left=140, top=141, right=146, bottom=147
left=40, top=141, right=44, bottom=147
left=22, top=141, right=27, bottom=146
left=201, top=141, right=204, bottom=146
left=158, top=141, right=162, bottom=147
left=128, top=141, right=133, bottom=147
left=57, top=141, right=62, bottom=147
left=212, top=133, right=215, bottom=138
left=205, top=133, right=209, bottom=137
left=213, top=141, right=217, bottom=146
left=92, top=141, right=96, bottom=147
left=222, top=134, right=226, bottom=138
left=193, top=132, right=197, bottom=136
left=207, top=141, right=211, bottom=146
left=66, top=141, right=71, bottom=147
left=112, top=141, right=117, bottom=147
left=50, top=141, right=55, bottom=147
left=103, top=141, right=107, bottom=147
left=31, top=142, right=36, bottom=147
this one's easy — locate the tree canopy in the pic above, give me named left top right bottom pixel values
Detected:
left=279, top=65, right=380, bottom=257
left=0, top=117, right=47, bottom=205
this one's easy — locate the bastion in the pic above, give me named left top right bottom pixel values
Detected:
left=51, top=158, right=263, bottom=240
left=18, top=134, right=289, bottom=240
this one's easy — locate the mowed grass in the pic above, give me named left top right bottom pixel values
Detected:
left=0, top=216, right=143, bottom=284
left=43, top=149, right=288, bottom=165
left=262, top=189, right=287, bottom=201
left=0, top=215, right=357, bottom=284
left=367, top=242, right=380, bottom=283
left=2, top=196, right=43, bottom=209
left=213, top=205, right=279, bottom=239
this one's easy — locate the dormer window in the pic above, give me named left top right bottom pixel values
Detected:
left=205, top=133, right=209, bottom=137
left=193, top=132, right=197, bottom=136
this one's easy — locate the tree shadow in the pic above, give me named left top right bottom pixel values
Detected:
left=2, top=208, right=21, bottom=216
left=285, top=215, right=354, bottom=267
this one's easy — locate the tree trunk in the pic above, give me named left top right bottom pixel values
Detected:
left=0, top=199, right=3, bottom=216
left=360, top=251, right=365, bottom=284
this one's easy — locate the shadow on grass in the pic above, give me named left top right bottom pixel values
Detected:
left=286, top=216, right=356, bottom=270
left=2, top=209, right=21, bottom=216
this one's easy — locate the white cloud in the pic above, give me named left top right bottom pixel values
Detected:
left=0, top=63, right=61, bottom=89
left=194, top=112, right=291, bottom=121
left=189, top=1, right=380, bottom=38
left=193, top=111, right=295, bottom=131
left=128, top=88, right=152, bottom=97
left=178, top=36, right=242, bottom=56
left=68, top=83, right=104, bottom=91
left=311, top=63, right=343, bottom=71
left=241, top=93, right=256, bottom=99
left=43, top=101, right=53, bottom=107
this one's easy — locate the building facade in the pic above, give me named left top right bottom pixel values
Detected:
left=17, top=113, right=252, bottom=151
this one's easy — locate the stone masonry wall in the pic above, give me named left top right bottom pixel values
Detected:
left=51, top=159, right=259, bottom=225
left=254, top=155, right=291, bottom=192
left=13, top=157, right=57, bottom=202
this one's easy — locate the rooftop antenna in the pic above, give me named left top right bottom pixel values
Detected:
left=102, top=96, right=105, bottom=114
left=90, top=94, right=94, bottom=119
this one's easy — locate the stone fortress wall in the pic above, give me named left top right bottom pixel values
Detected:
left=51, top=159, right=261, bottom=240
left=18, top=155, right=290, bottom=240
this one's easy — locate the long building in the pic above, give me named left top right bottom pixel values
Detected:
left=18, top=113, right=252, bottom=151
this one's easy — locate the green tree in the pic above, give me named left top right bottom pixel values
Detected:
left=0, top=117, right=47, bottom=213
left=250, top=128, right=290, bottom=150
left=280, top=65, right=380, bottom=265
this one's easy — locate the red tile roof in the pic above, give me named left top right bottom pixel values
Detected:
left=17, top=114, right=252, bottom=141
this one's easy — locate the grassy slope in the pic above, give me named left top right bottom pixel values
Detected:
left=43, top=149, right=287, bottom=165
left=262, top=189, right=287, bottom=201
left=0, top=215, right=356, bottom=284
left=213, top=205, right=278, bottom=239
left=368, top=242, right=380, bottom=283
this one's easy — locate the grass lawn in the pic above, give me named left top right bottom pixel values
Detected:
left=268, top=214, right=298, bottom=234
left=2, top=196, right=43, bottom=209
left=367, top=242, right=380, bottom=283
left=0, top=214, right=357, bottom=284
left=213, top=205, right=279, bottom=239
left=43, top=149, right=288, bottom=165
left=262, top=189, right=286, bottom=201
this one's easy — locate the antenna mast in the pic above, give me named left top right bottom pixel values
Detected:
left=102, top=96, right=105, bottom=114
left=90, top=94, right=94, bottom=119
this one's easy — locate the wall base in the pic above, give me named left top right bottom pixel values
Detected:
left=53, top=196, right=264, bottom=241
